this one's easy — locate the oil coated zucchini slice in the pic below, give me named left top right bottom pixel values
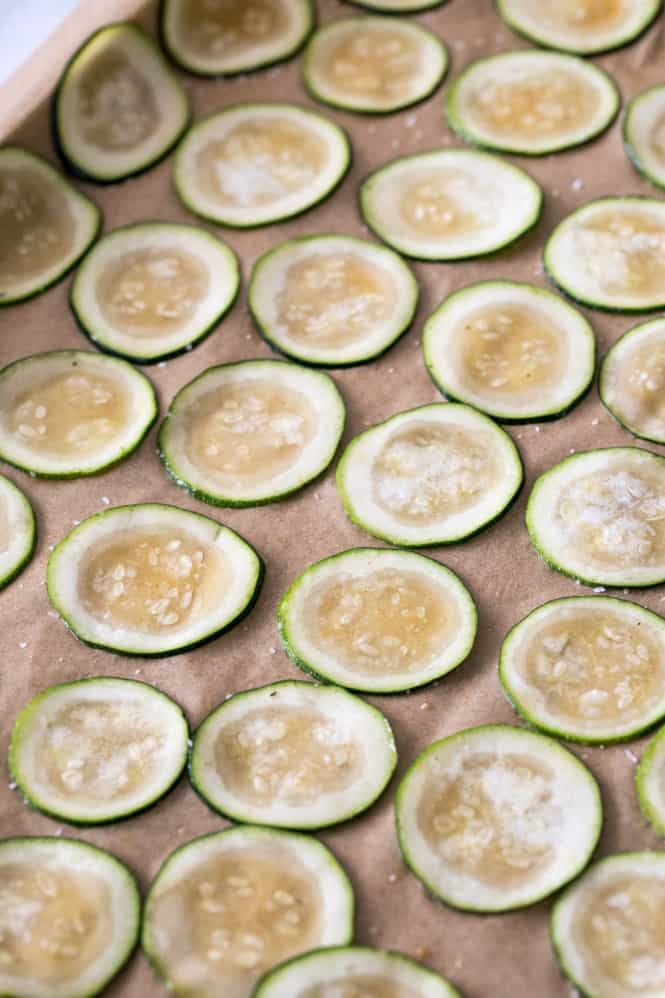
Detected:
left=600, top=317, right=665, bottom=444
left=0, top=148, right=100, bottom=306
left=360, top=149, right=542, bottom=261
left=278, top=547, right=477, bottom=693
left=10, top=677, right=188, bottom=824
left=304, top=17, right=448, bottom=115
left=346, top=0, right=448, bottom=10
left=396, top=724, right=602, bottom=913
left=500, top=596, right=665, bottom=744
left=161, top=0, right=314, bottom=76
left=159, top=359, right=345, bottom=507
left=248, top=234, right=418, bottom=367
left=0, top=472, right=35, bottom=590
left=551, top=852, right=665, bottom=998
left=54, top=22, right=189, bottom=183
left=47, top=503, right=263, bottom=656
left=527, top=447, right=665, bottom=588
left=447, top=50, right=619, bottom=156
left=496, top=0, right=661, bottom=55
left=337, top=403, right=523, bottom=547
left=637, top=726, right=665, bottom=838
left=624, top=85, right=665, bottom=191
left=142, top=826, right=354, bottom=996
left=0, top=836, right=139, bottom=998
left=423, top=280, right=595, bottom=422
left=0, top=350, right=156, bottom=477
left=545, top=197, right=665, bottom=313
left=190, top=680, right=397, bottom=828
left=174, top=103, right=351, bottom=228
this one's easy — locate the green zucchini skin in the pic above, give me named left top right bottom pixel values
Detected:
left=0, top=473, right=36, bottom=591
left=623, top=84, right=665, bottom=191
left=598, top=318, right=665, bottom=445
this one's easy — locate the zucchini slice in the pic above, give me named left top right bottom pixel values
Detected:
left=637, top=725, right=665, bottom=838
left=346, top=0, right=448, bottom=10
left=527, top=447, right=665, bottom=588
left=496, top=0, right=661, bottom=55
left=446, top=50, right=619, bottom=156
left=190, top=680, right=397, bottom=828
left=500, top=596, right=665, bottom=744
left=70, top=222, right=239, bottom=363
left=551, top=852, right=665, bottom=998
left=174, top=103, right=350, bottom=228
left=396, top=724, right=602, bottom=913
left=142, top=825, right=354, bottom=996
left=360, top=149, right=542, bottom=261
left=0, top=148, right=100, bottom=307
left=54, top=22, right=189, bottom=183
left=253, top=946, right=461, bottom=997
left=600, top=317, right=665, bottom=445
left=303, top=17, right=448, bottom=115
left=0, top=472, right=35, bottom=590
left=545, top=197, right=665, bottom=313
left=159, top=359, right=345, bottom=507
left=624, top=85, right=665, bottom=191
left=278, top=547, right=477, bottom=693
left=248, top=234, right=418, bottom=367
left=10, top=677, right=189, bottom=824
left=0, top=350, right=156, bottom=477
left=46, top=503, right=263, bottom=656
left=423, top=280, right=595, bottom=422
left=161, top=0, right=314, bottom=77
left=0, top=836, right=139, bottom=998
left=337, top=403, right=523, bottom=547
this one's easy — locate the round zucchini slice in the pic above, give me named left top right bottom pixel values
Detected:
left=248, top=234, right=418, bottom=367
left=446, top=50, right=619, bottom=156
left=253, top=946, right=461, bottom=998
left=278, top=547, right=477, bottom=693
left=545, top=197, right=665, bottom=313
left=190, top=680, right=397, bottom=828
left=0, top=472, right=35, bottom=590
left=10, top=677, right=189, bottom=824
left=496, top=0, right=661, bottom=55
left=159, top=359, right=345, bottom=507
left=54, top=22, right=189, bottom=183
left=174, top=103, right=350, bottom=228
left=624, top=85, right=665, bottom=191
left=500, top=596, right=665, bottom=744
left=337, top=403, right=523, bottom=547
left=0, top=836, right=139, bottom=998
left=0, top=350, right=156, bottom=477
left=46, top=503, right=263, bottom=656
left=161, top=0, right=313, bottom=76
left=637, top=726, right=665, bottom=837
left=360, top=149, right=542, bottom=261
left=396, top=724, right=602, bottom=913
left=527, top=447, right=665, bottom=588
left=346, top=0, right=448, bottom=10
left=551, top=852, right=665, bottom=998
left=600, top=317, right=665, bottom=445
left=142, top=825, right=354, bottom=996
left=423, top=280, right=595, bottom=422
left=0, top=147, right=100, bottom=307
left=303, top=17, right=447, bottom=115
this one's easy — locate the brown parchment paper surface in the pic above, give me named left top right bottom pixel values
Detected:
left=2, top=2, right=665, bottom=995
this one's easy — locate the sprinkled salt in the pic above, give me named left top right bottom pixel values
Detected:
left=158, top=361, right=168, bottom=369
left=593, top=587, right=606, bottom=593
left=624, top=749, right=638, bottom=764
left=101, top=496, right=110, bottom=505
left=19, top=641, right=27, bottom=649
left=269, top=647, right=277, bottom=655
left=388, top=873, right=398, bottom=883
left=572, top=178, right=584, bottom=192
left=591, top=418, right=599, bottom=426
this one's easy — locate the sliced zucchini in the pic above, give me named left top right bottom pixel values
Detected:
left=527, top=447, right=665, bottom=588
left=637, top=725, right=665, bottom=838
left=159, top=359, right=345, bottom=507
left=346, top=0, right=448, bottom=10
left=161, top=0, right=314, bottom=76
left=278, top=547, right=477, bottom=693
left=248, top=234, right=418, bottom=367
left=10, top=677, right=189, bottom=824
left=360, top=149, right=542, bottom=261
left=496, top=0, right=661, bottom=55
left=396, top=724, right=602, bottom=913
left=337, top=403, right=523, bottom=547
left=551, top=852, right=665, bottom=998
left=174, top=103, right=350, bottom=228
left=253, top=946, right=461, bottom=997
left=600, top=317, right=665, bottom=445
left=446, top=50, right=619, bottom=156
left=304, top=17, right=447, bottom=115
left=54, top=22, right=189, bottom=183
left=0, top=836, right=139, bottom=998
left=46, top=503, right=263, bottom=656
left=0, top=147, right=100, bottom=306
left=0, top=350, right=156, bottom=477
left=624, top=85, right=665, bottom=191
left=423, top=280, right=595, bottom=422
left=0, top=472, right=35, bottom=590
left=190, top=680, right=396, bottom=828
left=142, top=825, right=354, bottom=996
left=545, top=197, right=665, bottom=313
left=500, top=596, right=665, bottom=744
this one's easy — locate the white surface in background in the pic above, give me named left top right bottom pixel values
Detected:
left=0, top=0, right=80, bottom=85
